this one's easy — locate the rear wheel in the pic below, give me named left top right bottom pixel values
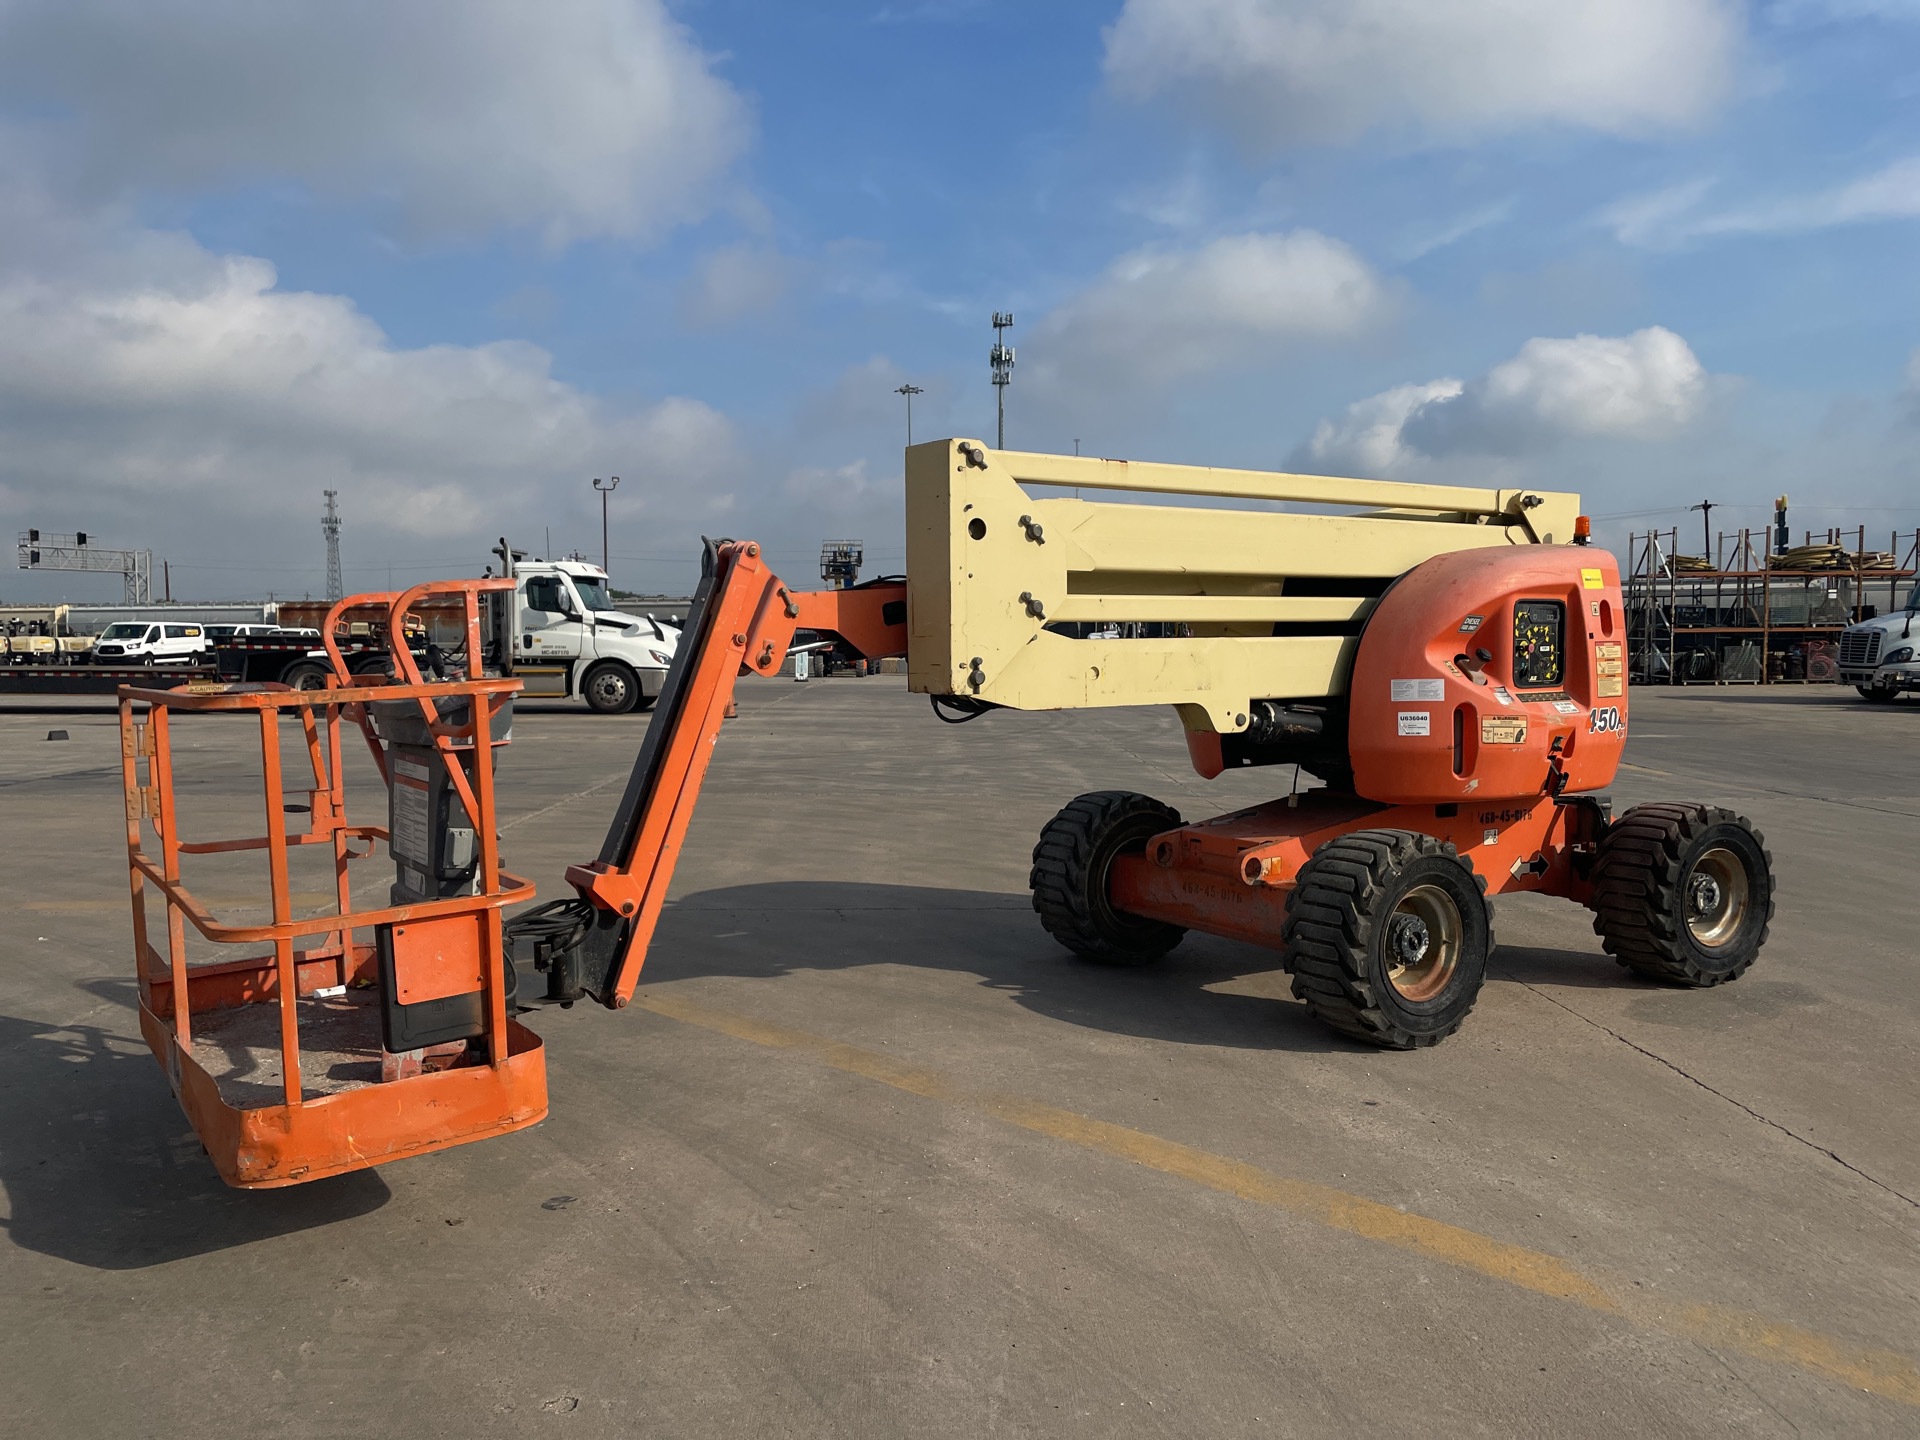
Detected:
left=1030, top=791, right=1186, bottom=965
left=1282, top=830, right=1492, bottom=1049
left=1590, top=803, right=1773, bottom=986
left=279, top=661, right=332, bottom=691
left=582, top=661, right=639, bottom=715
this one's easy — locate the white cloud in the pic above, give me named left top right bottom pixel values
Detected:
left=1103, top=0, right=1741, bottom=149
left=0, top=0, right=750, bottom=245
left=1603, top=158, right=1920, bottom=247
left=0, top=172, right=749, bottom=590
left=1032, top=230, right=1391, bottom=391
left=677, top=244, right=798, bottom=331
left=1299, top=327, right=1709, bottom=472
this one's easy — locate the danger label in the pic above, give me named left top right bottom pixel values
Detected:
left=1397, top=711, right=1431, bottom=737
left=1391, top=678, right=1445, bottom=702
left=1481, top=715, right=1527, bottom=744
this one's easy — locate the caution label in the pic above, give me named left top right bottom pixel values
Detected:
left=1481, top=715, right=1527, bottom=745
left=1391, top=678, right=1446, bottom=702
left=1597, top=676, right=1624, bottom=698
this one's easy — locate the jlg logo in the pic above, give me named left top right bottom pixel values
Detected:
left=1588, top=706, right=1624, bottom=735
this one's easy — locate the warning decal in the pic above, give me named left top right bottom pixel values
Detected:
left=1391, top=678, right=1446, bottom=702
left=1481, top=715, right=1527, bottom=745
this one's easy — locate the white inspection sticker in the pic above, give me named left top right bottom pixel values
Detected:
left=1397, top=710, right=1431, bottom=737
left=1553, top=700, right=1580, bottom=715
left=1391, top=678, right=1446, bottom=702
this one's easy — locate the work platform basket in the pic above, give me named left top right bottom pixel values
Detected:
left=118, top=579, right=546, bottom=1188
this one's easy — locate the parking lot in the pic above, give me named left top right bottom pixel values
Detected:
left=1, top=679, right=1916, bottom=1436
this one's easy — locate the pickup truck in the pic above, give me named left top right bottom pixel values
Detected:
left=1838, top=583, right=1920, bottom=702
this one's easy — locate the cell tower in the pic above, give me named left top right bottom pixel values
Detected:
left=322, top=490, right=343, bottom=602
left=990, top=311, right=1015, bottom=450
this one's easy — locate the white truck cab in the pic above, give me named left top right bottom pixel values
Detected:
left=505, top=558, right=678, bottom=713
left=91, top=621, right=213, bottom=666
left=1838, top=584, right=1920, bottom=703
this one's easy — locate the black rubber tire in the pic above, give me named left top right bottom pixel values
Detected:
left=1030, top=791, right=1186, bottom=965
left=279, top=661, right=332, bottom=691
left=581, top=661, right=639, bottom=715
left=1282, top=830, right=1492, bottom=1050
left=1590, top=803, right=1773, bottom=986
left=1857, top=683, right=1900, bottom=704
left=633, top=693, right=657, bottom=713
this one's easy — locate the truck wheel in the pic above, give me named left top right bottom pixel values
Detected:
left=1282, top=830, right=1491, bottom=1049
left=1856, top=683, right=1900, bottom=703
left=1590, top=803, right=1773, bottom=986
left=280, top=661, right=332, bottom=691
left=1030, top=791, right=1186, bottom=965
left=582, top=661, right=639, bottom=715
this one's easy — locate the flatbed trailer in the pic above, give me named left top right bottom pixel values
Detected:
left=0, top=663, right=218, bottom=695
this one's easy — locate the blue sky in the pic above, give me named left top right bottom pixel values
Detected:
left=1, top=0, right=1916, bottom=602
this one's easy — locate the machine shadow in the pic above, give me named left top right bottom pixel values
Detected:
left=655, top=880, right=1350, bottom=1054
left=0, top=992, right=390, bottom=1271
left=652, top=884, right=1634, bottom=1052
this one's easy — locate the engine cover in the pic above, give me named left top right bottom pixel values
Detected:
left=1348, top=546, right=1626, bottom=804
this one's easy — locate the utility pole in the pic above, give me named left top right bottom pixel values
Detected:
left=322, top=489, right=343, bottom=602
left=894, top=384, right=923, bottom=447
left=990, top=311, right=1015, bottom=450
left=1690, top=499, right=1715, bottom=562
left=593, top=476, right=620, bottom=578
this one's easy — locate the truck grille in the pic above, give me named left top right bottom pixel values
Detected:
left=1839, top=630, right=1881, bottom=668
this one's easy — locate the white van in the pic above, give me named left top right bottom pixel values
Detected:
left=90, top=621, right=214, bottom=666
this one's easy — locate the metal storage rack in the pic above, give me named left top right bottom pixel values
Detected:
left=1626, top=526, right=1917, bottom=685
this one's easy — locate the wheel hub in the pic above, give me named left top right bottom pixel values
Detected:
left=1387, top=913, right=1431, bottom=968
left=1684, top=846, right=1749, bottom=948
left=1384, top=883, right=1462, bottom=1003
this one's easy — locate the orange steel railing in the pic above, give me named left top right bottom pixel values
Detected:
left=119, top=578, right=547, bottom=1188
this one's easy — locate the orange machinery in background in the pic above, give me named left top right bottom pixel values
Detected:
left=123, top=457, right=1776, bottom=1188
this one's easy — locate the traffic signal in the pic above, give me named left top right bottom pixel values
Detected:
left=76, top=532, right=87, bottom=545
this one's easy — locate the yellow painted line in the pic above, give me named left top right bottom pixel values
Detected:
left=1621, top=761, right=1673, bottom=777
left=636, top=988, right=1920, bottom=1409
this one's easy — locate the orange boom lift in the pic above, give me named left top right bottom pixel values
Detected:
left=121, top=444, right=1774, bottom=1187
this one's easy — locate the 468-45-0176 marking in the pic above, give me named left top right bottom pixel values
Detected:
left=1587, top=706, right=1624, bottom=735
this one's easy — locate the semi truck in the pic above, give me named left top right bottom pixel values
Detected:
left=1837, top=583, right=1920, bottom=702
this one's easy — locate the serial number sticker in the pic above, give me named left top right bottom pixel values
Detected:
left=1397, top=710, right=1431, bottom=737
left=1391, top=678, right=1446, bottom=702
left=1481, top=715, right=1527, bottom=744
left=1459, top=615, right=1484, bottom=633
left=1581, top=568, right=1606, bottom=590
left=1588, top=705, right=1625, bottom=734
left=1598, top=676, right=1624, bottom=698
left=1553, top=700, right=1580, bottom=715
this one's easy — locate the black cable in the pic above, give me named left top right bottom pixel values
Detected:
left=930, top=695, right=998, bottom=724
left=503, top=897, right=596, bottom=966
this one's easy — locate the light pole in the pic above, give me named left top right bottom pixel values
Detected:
left=895, top=383, right=923, bottom=446
left=990, top=311, right=1015, bottom=449
left=593, top=475, right=620, bottom=577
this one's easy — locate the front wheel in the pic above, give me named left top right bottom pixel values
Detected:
left=1282, top=830, right=1492, bottom=1049
left=581, top=661, right=639, bottom=715
left=1857, top=683, right=1901, bottom=704
left=1030, top=791, right=1186, bottom=965
left=1590, top=803, right=1773, bottom=986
